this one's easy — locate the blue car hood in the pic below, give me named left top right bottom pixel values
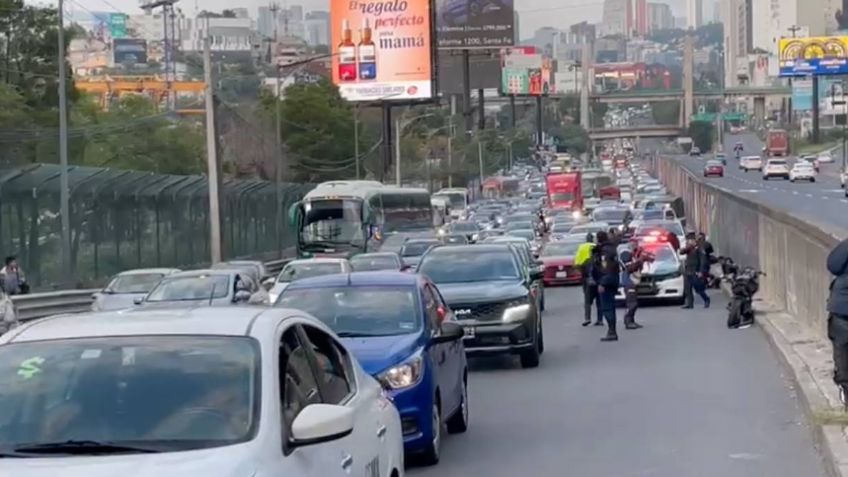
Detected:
left=436, top=280, right=527, bottom=304
left=341, top=333, right=422, bottom=376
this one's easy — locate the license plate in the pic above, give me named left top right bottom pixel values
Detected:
left=555, top=271, right=567, bottom=278
left=463, top=327, right=476, bottom=339
left=636, top=285, right=656, bottom=294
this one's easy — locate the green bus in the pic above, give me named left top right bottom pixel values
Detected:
left=289, top=181, right=433, bottom=258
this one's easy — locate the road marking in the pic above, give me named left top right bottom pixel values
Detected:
left=822, top=196, right=829, bottom=200
left=739, top=189, right=760, bottom=193
left=842, top=199, right=848, bottom=204
left=824, top=189, right=844, bottom=193
left=806, top=193, right=814, bottom=197
left=792, top=191, right=799, bottom=195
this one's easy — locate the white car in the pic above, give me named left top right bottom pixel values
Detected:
left=615, top=243, right=684, bottom=304
left=762, top=158, right=790, bottom=180
left=841, top=168, right=848, bottom=189
left=789, top=162, right=817, bottom=182
left=0, top=307, right=404, bottom=477
left=818, top=150, right=835, bottom=163
left=268, top=258, right=352, bottom=303
left=740, top=155, right=763, bottom=171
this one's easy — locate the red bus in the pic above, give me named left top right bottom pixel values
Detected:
left=546, top=172, right=583, bottom=211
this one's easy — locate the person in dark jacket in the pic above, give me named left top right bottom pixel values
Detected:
left=576, top=233, right=602, bottom=327
left=592, top=231, right=621, bottom=341
left=827, top=239, right=848, bottom=407
left=619, top=239, right=649, bottom=330
left=680, top=233, right=710, bottom=308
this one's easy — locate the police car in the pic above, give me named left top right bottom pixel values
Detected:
left=0, top=307, right=404, bottom=477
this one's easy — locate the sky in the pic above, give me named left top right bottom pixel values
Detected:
left=45, top=0, right=689, bottom=39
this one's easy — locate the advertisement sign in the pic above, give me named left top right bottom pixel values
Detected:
left=551, top=69, right=581, bottom=95
left=791, top=77, right=846, bottom=112
left=435, top=0, right=514, bottom=49
left=500, top=48, right=551, bottom=95
left=778, top=36, right=848, bottom=77
left=109, top=13, right=127, bottom=39
left=437, top=52, right=500, bottom=94
left=331, top=0, right=435, bottom=102
left=113, top=38, right=147, bottom=64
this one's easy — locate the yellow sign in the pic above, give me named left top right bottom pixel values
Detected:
left=778, top=36, right=848, bottom=76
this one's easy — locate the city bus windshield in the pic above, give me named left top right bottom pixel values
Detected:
left=299, top=199, right=366, bottom=250
left=434, top=192, right=467, bottom=210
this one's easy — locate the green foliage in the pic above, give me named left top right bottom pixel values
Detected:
left=688, top=121, right=715, bottom=152
left=651, top=101, right=680, bottom=125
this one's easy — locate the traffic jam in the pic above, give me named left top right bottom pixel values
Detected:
left=0, top=147, right=691, bottom=476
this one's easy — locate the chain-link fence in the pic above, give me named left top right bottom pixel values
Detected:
left=0, top=164, right=310, bottom=290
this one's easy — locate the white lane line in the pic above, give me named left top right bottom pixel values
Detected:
left=739, top=189, right=760, bottom=193
left=792, top=191, right=799, bottom=195
left=806, top=193, right=814, bottom=197
left=842, top=199, right=848, bottom=204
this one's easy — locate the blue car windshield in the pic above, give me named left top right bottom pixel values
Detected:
left=276, top=286, right=421, bottom=337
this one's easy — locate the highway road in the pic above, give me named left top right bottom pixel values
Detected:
left=410, top=286, right=826, bottom=477
left=675, top=133, right=848, bottom=236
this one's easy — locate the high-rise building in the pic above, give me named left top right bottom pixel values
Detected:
left=514, top=11, right=521, bottom=42
left=721, top=0, right=750, bottom=85
left=750, top=0, right=828, bottom=54
left=304, top=11, right=329, bottom=46
left=257, top=6, right=274, bottom=39
left=687, top=0, right=703, bottom=28
left=601, top=0, right=628, bottom=36
left=648, top=2, right=674, bottom=31
left=635, top=0, right=649, bottom=35
left=231, top=8, right=249, bottom=19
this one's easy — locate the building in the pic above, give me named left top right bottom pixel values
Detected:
left=635, top=0, right=649, bottom=35
left=231, top=8, right=249, bottom=19
left=257, top=6, right=274, bottom=39
left=601, top=0, right=628, bottom=36
left=673, top=16, right=688, bottom=28
left=721, top=0, right=750, bottom=86
left=128, top=11, right=186, bottom=43
left=531, top=27, right=561, bottom=54
left=648, top=2, right=674, bottom=31
left=304, top=11, right=329, bottom=46
left=514, top=11, right=521, bottom=43
left=182, top=16, right=255, bottom=53
left=750, top=0, right=828, bottom=56
left=687, top=0, right=703, bottom=28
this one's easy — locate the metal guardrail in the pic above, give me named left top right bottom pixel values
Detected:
left=11, top=255, right=296, bottom=324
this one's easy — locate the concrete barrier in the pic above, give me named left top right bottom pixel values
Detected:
left=649, top=155, right=838, bottom=333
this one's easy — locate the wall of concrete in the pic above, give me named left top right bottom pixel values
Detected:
left=649, top=156, right=838, bottom=333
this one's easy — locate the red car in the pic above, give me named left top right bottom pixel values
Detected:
left=703, top=160, right=724, bottom=177
left=539, top=240, right=583, bottom=286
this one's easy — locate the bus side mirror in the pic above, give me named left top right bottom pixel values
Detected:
left=287, top=202, right=301, bottom=227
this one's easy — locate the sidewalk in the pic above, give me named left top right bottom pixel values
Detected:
left=754, top=300, right=848, bottom=476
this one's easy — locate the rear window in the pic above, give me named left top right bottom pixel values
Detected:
left=768, top=160, right=787, bottom=166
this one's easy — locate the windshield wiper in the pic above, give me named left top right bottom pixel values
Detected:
left=13, top=440, right=162, bottom=455
left=335, top=331, right=395, bottom=338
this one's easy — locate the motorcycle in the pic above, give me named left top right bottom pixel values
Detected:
left=719, top=257, right=765, bottom=329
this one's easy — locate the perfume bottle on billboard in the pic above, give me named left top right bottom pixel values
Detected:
left=338, top=19, right=357, bottom=81
left=358, top=18, right=376, bottom=80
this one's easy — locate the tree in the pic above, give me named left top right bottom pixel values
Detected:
left=652, top=101, right=680, bottom=125
left=688, top=120, right=714, bottom=152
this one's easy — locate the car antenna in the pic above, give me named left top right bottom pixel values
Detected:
left=208, top=282, right=217, bottom=306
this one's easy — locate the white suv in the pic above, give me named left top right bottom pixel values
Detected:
left=740, top=156, right=763, bottom=171
left=763, top=158, right=790, bottom=180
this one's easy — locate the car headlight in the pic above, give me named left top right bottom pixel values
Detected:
left=497, top=217, right=504, bottom=224
left=378, top=351, right=424, bottom=390
left=572, top=210, right=582, bottom=220
left=502, top=299, right=533, bottom=323
left=438, top=228, right=446, bottom=236
left=471, top=233, right=479, bottom=241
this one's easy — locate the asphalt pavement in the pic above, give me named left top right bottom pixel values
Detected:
left=409, top=286, right=826, bottom=477
left=675, top=133, right=848, bottom=236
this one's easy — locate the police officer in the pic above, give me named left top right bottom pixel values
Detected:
left=619, top=238, right=647, bottom=330
left=592, top=231, right=621, bottom=341
left=681, top=233, right=710, bottom=308
left=576, top=233, right=601, bottom=327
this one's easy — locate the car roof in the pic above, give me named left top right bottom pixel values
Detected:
left=404, top=238, right=442, bottom=245
left=286, top=257, right=348, bottom=266
left=118, top=268, right=181, bottom=276
left=4, top=306, right=305, bottom=343
left=168, top=269, right=236, bottom=278
left=351, top=252, right=399, bottom=258
left=429, top=244, right=512, bottom=254
left=284, top=271, right=420, bottom=290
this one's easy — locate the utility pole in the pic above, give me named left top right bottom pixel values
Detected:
left=354, top=105, right=361, bottom=179
left=203, top=17, right=223, bottom=263
left=57, top=0, right=71, bottom=279
left=270, top=3, right=283, bottom=255
left=448, top=96, right=455, bottom=188
left=395, top=117, right=402, bottom=186
left=787, top=25, right=801, bottom=125
left=477, top=138, right=484, bottom=184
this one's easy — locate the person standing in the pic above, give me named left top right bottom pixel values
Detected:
left=680, top=234, right=710, bottom=309
left=575, top=234, right=601, bottom=327
left=0, top=256, right=27, bottom=296
left=827, top=238, right=848, bottom=407
left=593, top=231, right=621, bottom=341
left=619, top=239, right=647, bottom=330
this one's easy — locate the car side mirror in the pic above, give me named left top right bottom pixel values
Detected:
left=433, top=321, right=464, bottom=344
left=234, top=290, right=252, bottom=303
left=133, top=297, right=144, bottom=305
left=290, top=404, right=354, bottom=447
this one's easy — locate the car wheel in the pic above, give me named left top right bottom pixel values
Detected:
left=537, top=317, right=545, bottom=354
left=420, top=402, right=442, bottom=465
left=811, top=178, right=816, bottom=183
left=446, top=375, right=469, bottom=434
left=520, top=319, right=542, bottom=369
left=790, top=178, right=795, bottom=183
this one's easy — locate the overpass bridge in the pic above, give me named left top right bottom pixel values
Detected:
left=588, top=125, right=683, bottom=140
left=589, top=86, right=791, bottom=103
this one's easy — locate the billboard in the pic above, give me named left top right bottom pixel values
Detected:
left=437, top=52, right=500, bottom=94
left=113, top=38, right=147, bottom=65
left=109, top=13, right=127, bottom=39
left=500, top=48, right=551, bottom=96
left=792, top=77, right=847, bottom=114
left=331, top=0, right=434, bottom=102
left=778, top=36, right=848, bottom=77
left=435, top=0, right=514, bottom=49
